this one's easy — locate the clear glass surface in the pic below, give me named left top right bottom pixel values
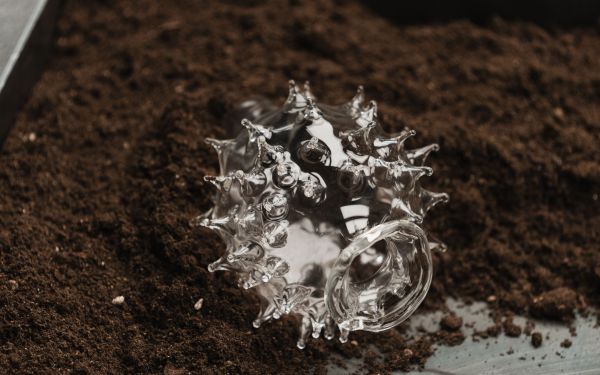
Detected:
left=196, top=81, right=448, bottom=348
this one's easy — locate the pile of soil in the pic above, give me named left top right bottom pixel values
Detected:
left=1, top=0, right=599, bottom=373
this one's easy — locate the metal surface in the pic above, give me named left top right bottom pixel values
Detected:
left=0, top=0, right=59, bottom=148
left=329, top=299, right=600, bottom=374
left=408, top=300, right=600, bottom=375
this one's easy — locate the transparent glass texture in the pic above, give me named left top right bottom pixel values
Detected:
left=197, top=81, right=448, bottom=348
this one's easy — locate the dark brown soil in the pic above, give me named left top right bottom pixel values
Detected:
left=530, top=286, right=579, bottom=321
left=1, top=0, right=599, bottom=374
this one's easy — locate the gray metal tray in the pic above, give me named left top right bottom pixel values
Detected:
left=0, top=0, right=59, bottom=148
left=328, top=299, right=600, bottom=374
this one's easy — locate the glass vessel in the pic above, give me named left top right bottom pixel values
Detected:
left=195, top=81, right=448, bottom=348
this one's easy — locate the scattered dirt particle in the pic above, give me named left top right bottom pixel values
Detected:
left=503, top=317, right=522, bottom=338
left=560, top=339, right=572, bottom=348
left=440, top=313, right=463, bottom=331
left=486, top=324, right=502, bottom=337
left=531, top=332, right=543, bottom=348
left=439, top=331, right=466, bottom=346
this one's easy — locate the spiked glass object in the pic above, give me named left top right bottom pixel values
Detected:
left=196, top=81, right=448, bottom=349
